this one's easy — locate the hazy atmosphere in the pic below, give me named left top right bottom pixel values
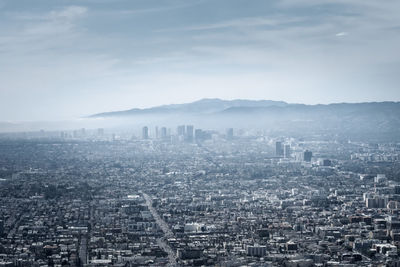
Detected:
left=1, top=0, right=400, bottom=121
left=2, top=2, right=400, bottom=266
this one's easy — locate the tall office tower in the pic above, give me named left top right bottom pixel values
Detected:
left=142, top=126, right=149, bottom=140
left=155, top=126, right=159, bottom=139
left=186, top=125, right=194, bottom=142
left=304, top=150, right=312, bottom=162
left=226, top=128, right=234, bottom=140
left=195, top=129, right=203, bottom=142
left=97, top=128, right=104, bottom=136
left=177, top=125, right=185, bottom=136
left=284, top=144, right=291, bottom=158
left=276, top=141, right=284, bottom=157
left=161, top=127, right=167, bottom=140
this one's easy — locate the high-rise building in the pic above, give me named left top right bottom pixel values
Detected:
left=284, top=144, right=291, bottom=158
left=304, top=150, right=312, bottom=162
left=161, top=127, right=167, bottom=140
left=226, top=128, right=234, bottom=140
left=395, top=186, right=400, bottom=195
left=142, top=126, right=149, bottom=140
left=276, top=141, right=284, bottom=157
left=195, top=129, right=203, bottom=142
left=186, top=125, right=194, bottom=142
left=155, top=126, right=159, bottom=139
left=97, top=128, right=104, bottom=136
left=195, top=129, right=212, bottom=142
left=177, top=125, right=185, bottom=136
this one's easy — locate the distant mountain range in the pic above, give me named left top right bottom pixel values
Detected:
left=90, top=99, right=400, bottom=142
left=90, top=98, right=288, bottom=117
left=90, top=98, right=400, bottom=122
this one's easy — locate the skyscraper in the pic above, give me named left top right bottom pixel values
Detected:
left=186, top=125, right=194, bottom=142
left=195, top=129, right=203, bottom=142
left=226, top=128, right=234, bottom=140
left=142, top=126, right=149, bottom=140
left=155, top=126, right=159, bottom=139
left=177, top=125, right=185, bottom=136
left=276, top=141, right=284, bottom=157
left=161, top=127, right=167, bottom=140
left=284, top=144, right=291, bottom=158
left=304, top=150, right=312, bottom=162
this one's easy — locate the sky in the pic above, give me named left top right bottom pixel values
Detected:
left=1, top=0, right=400, bottom=121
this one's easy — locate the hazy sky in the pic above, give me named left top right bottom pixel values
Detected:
left=1, top=0, right=400, bottom=121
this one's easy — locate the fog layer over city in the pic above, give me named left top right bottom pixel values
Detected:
left=1, top=0, right=400, bottom=266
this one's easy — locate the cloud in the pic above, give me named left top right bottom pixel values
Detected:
left=158, top=16, right=303, bottom=32
left=335, top=32, right=348, bottom=37
left=8, top=6, right=88, bottom=36
left=11, top=6, right=88, bottom=22
left=48, top=6, right=87, bottom=21
left=117, top=1, right=203, bottom=15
